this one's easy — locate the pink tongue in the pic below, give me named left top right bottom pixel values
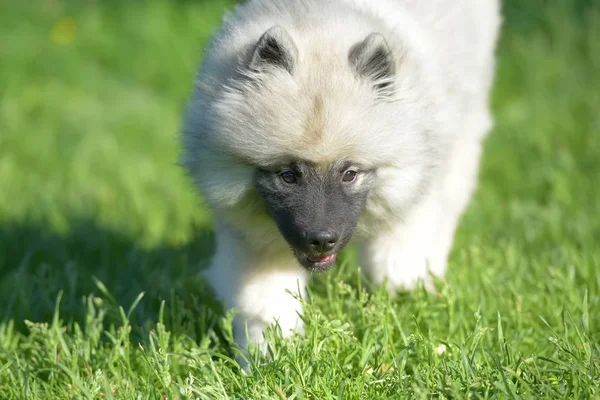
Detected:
left=309, top=254, right=334, bottom=262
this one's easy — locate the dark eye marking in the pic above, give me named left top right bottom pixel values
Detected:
left=281, top=170, right=298, bottom=184
left=342, top=170, right=357, bottom=183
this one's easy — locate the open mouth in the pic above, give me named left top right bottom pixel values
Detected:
left=298, top=252, right=338, bottom=272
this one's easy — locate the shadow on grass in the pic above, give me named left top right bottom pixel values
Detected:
left=0, top=218, right=363, bottom=354
left=0, top=220, right=227, bottom=345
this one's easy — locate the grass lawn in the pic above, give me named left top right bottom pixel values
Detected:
left=0, top=0, right=599, bottom=398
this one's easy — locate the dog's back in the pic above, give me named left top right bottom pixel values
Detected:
left=344, top=0, right=501, bottom=114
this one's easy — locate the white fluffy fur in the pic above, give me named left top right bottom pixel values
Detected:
left=181, top=0, right=501, bottom=350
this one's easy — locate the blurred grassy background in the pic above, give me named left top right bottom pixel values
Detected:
left=0, top=0, right=598, bottom=396
left=0, top=0, right=239, bottom=245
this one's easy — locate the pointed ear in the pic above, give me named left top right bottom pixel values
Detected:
left=349, top=33, right=395, bottom=91
left=249, top=26, right=298, bottom=74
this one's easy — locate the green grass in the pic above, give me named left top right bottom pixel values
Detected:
left=0, top=0, right=599, bottom=398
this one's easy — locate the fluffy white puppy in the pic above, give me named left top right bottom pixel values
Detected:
left=181, top=0, right=501, bottom=350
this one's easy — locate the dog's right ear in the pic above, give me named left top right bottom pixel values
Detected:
left=349, top=32, right=395, bottom=92
left=249, top=26, right=299, bottom=74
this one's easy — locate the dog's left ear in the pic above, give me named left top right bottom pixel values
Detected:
left=349, top=32, right=395, bottom=92
left=250, top=26, right=299, bottom=74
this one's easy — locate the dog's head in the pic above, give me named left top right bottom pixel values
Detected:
left=182, top=23, right=440, bottom=271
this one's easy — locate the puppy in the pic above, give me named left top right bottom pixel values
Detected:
left=180, top=0, right=501, bottom=350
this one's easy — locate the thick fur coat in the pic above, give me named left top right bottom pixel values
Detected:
left=181, top=0, right=501, bottom=350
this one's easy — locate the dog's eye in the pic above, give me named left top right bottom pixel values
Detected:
left=342, top=170, right=357, bottom=183
left=280, top=171, right=297, bottom=184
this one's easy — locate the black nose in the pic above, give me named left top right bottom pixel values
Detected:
left=306, top=230, right=338, bottom=252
